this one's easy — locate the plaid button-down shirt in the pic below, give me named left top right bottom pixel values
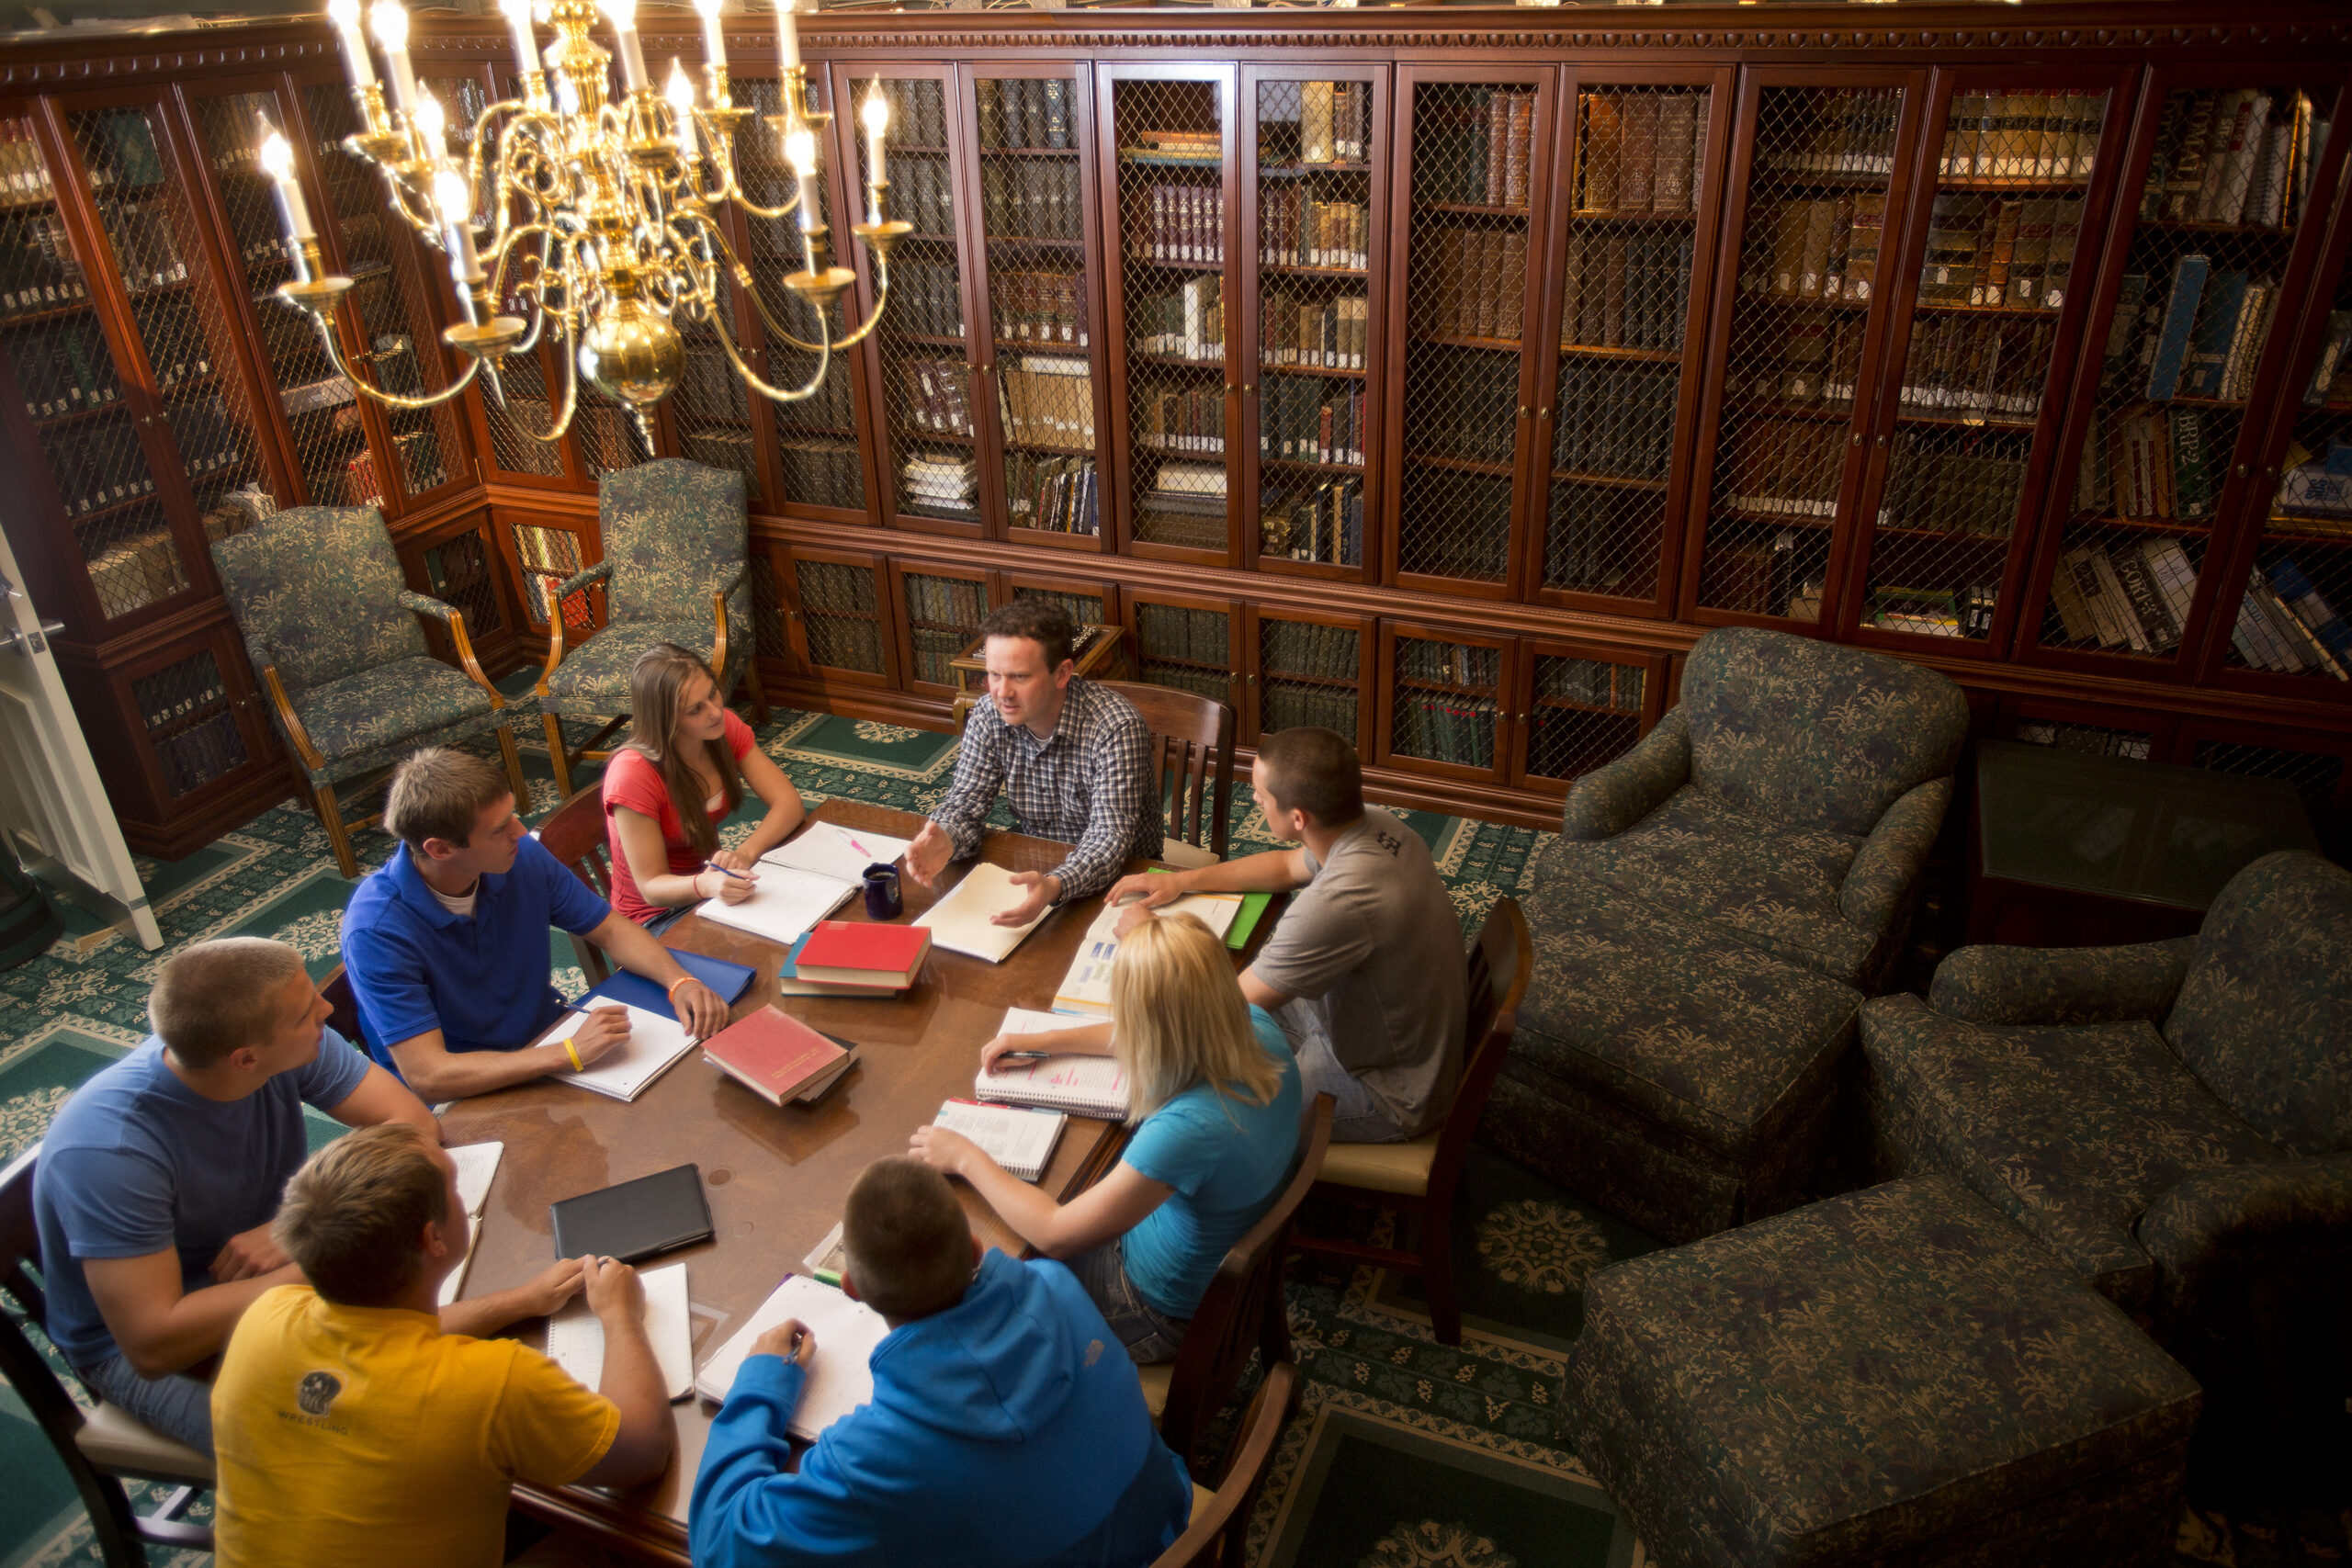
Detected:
left=930, top=676, right=1161, bottom=901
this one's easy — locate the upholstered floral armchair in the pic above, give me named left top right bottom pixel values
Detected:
left=537, top=457, right=768, bottom=794
left=1541, top=625, right=1971, bottom=992
left=1860, top=850, right=2352, bottom=1490
left=211, top=505, right=530, bottom=878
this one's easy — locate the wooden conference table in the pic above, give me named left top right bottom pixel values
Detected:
left=439, top=799, right=1264, bottom=1561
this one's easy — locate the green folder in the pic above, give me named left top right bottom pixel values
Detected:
left=1145, top=866, right=1274, bottom=949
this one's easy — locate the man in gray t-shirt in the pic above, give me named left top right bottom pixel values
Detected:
left=1106, top=728, right=1466, bottom=1142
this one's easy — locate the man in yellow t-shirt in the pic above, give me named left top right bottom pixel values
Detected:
left=209, top=1124, right=675, bottom=1567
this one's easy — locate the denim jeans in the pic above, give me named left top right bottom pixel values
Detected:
left=79, top=1350, right=214, bottom=1453
left=1275, top=995, right=1410, bottom=1145
left=1067, top=1239, right=1189, bottom=1365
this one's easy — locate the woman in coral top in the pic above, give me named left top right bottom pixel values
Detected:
left=603, top=643, right=806, bottom=930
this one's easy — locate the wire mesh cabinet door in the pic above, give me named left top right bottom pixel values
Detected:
left=782, top=545, right=898, bottom=688
left=1100, top=63, right=1240, bottom=567
left=1680, top=66, right=1928, bottom=632
left=838, top=62, right=981, bottom=539
left=1510, top=639, right=1668, bottom=798
left=1838, top=64, right=2136, bottom=658
left=1378, top=619, right=1518, bottom=785
left=2198, top=104, right=2352, bottom=699
left=963, top=61, right=1109, bottom=552
left=1527, top=65, right=1732, bottom=623
left=1243, top=604, right=1373, bottom=753
left=2018, top=66, right=2351, bottom=682
left=1240, top=63, right=1390, bottom=586
left=1385, top=63, right=1559, bottom=603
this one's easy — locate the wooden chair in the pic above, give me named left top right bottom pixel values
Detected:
left=1288, top=897, right=1532, bottom=1347
left=1139, top=1092, right=1331, bottom=1477
left=1151, top=1361, right=1301, bottom=1568
left=1100, top=680, right=1235, bottom=867
left=532, top=784, right=616, bottom=987
left=0, top=1149, right=213, bottom=1567
left=322, top=962, right=363, bottom=1046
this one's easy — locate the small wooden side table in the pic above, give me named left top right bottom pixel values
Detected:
left=947, top=623, right=1126, bottom=728
left=1967, top=739, right=2322, bottom=948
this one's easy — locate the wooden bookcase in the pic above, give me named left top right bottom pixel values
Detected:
left=13, top=8, right=2352, bottom=852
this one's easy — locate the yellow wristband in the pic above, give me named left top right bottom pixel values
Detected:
left=562, top=1036, right=582, bottom=1072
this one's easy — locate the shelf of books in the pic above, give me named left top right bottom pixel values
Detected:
left=970, top=67, right=1104, bottom=550
left=1246, top=607, right=1369, bottom=750
left=667, top=251, right=763, bottom=503
left=844, top=70, right=976, bottom=535
left=1007, top=576, right=1116, bottom=637
left=1128, top=590, right=1237, bottom=710
left=1535, top=71, right=1724, bottom=617
left=1515, top=643, right=1660, bottom=794
left=1106, top=67, right=1236, bottom=562
left=1389, top=69, right=1553, bottom=599
left=2025, top=74, right=2345, bottom=674
left=1243, top=69, right=1383, bottom=582
left=1383, top=624, right=1512, bottom=781
left=784, top=547, right=893, bottom=685
left=300, top=77, right=467, bottom=515
left=2208, top=143, right=2352, bottom=694
left=1688, top=74, right=1918, bottom=627
left=1847, top=73, right=2124, bottom=651
left=123, top=626, right=269, bottom=811
left=742, top=72, right=869, bottom=521
left=892, top=559, right=992, bottom=695
left=507, top=515, right=589, bottom=635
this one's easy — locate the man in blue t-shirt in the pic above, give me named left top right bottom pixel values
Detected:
left=340, top=748, right=731, bottom=1102
left=34, top=937, right=436, bottom=1451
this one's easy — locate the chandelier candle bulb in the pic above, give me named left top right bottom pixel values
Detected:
left=862, top=84, right=888, bottom=197
left=666, top=61, right=700, bottom=163
left=326, top=0, right=377, bottom=88
left=599, top=0, right=650, bottom=95
left=369, top=0, right=419, bottom=113
left=693, top=0, right=729, bottom=75
left=775, top=0, right=800, bottom=74
left=433, top=169, right=484, bottom=285
left=413, top=91, right=447, bottom=161
left=497, top=0, right=538, bottom=85
left=255, top=126, right=314, bottom=246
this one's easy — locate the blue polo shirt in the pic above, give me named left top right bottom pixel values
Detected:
left=340, top=836, right=611, bottom=1075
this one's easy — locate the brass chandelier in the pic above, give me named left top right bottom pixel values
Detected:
left=258, top=0, right=905, bottom=446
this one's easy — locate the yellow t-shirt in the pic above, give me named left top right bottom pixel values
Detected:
left=211, top=1285, right=620, bottom=1568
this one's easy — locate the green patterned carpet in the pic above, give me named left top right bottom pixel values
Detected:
left=1, top=700, right=2344, bottom=1568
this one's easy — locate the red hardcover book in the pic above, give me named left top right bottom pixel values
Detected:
left=703, top=1007, right=853, bottom=1106
left=795, top=920, right=933, bottom=987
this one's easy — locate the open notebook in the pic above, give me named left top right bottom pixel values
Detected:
left=545, top=1261, right=695, bottom=1402
left=760, top=822, right=913, bottom=885
left=1053, top=891, right=1246, bottom=1016
left=695, top=864, right=860, bottom=948
left=933, top=1099, right=1067, bottom=1182
left=537, top=1003, right=702, bottom=1102
left=436, top=1141, right=503, bottom=1307
left=695, top=1275, right=891, bottom=1438
left=975, top=1023, right=1131, bottom=1119
left=914, top=862, right=1050, bottom=962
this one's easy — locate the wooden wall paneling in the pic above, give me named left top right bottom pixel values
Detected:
left=2195, top=109, right=2352, bottom=700
left=1238, top=62, right=1390, bottom=587
left=1385, top=61, right=1559, bottom=604
left=1096, top=62, right=1242, bottom=569
left=1677, top=63, right=1932, bottom=634
left=1242, top=601, right=1372, bottom=752
left=2013, top=63, right=2352, bottom=684
left=1377, top=614, right=1516, bottom=784
left=1526, top=62, right=1734, bottom=624
left=1839, top=61, right=2140, bottom=660
left=835, top=60, right=982, bottom=540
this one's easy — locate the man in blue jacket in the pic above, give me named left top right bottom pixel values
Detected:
left=691, top=1157, right=1192, bottom=1568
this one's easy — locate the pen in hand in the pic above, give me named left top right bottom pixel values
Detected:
left=704, top=860, right=752, bottom=882
left=998, top=1049, right=1052, bottom=1062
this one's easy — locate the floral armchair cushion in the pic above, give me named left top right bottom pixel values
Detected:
left=209, top=505, right=426, bottom=696
left=598, top=458, right=748, bottom=625
left=1681, top=626, right=1972, bottom=840
left=2162, top=850, right=2352, bottom=1157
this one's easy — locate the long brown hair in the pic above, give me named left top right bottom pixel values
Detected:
left=625, top=643, right=742, bottom=856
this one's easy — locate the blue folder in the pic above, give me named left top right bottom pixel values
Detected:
left=581, top=947, right=758, bottom=1021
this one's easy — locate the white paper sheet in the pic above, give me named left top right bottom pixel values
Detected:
left=913, top=862, right=1049, bottom=962
left=436, top=1140, right=503, bottom=1307
left=998, top=1007, right=1068, bottom=1036
left=695, top=1275, right=890, bottom=1438
left=760, top=822, right=914, bottom=886
left=694, top=865, right=860, bottom=947
left=933, top=1099, right=1066, bottom=1182
left=975, top=1053, right=1132, bottom=1119
left=1053, top=891, right=1245, bottom=1015
left=539, top=1003, right=701, bottom=1102
left=546, top=1261, right=695, bottom=1401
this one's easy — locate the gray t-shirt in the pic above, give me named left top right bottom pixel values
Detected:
left=1250, top=807, right=1466, bottom=1136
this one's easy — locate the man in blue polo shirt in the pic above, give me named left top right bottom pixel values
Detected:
left=341, top=748, right=730, bottom=1102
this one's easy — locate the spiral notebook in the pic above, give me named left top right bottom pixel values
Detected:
left=974, top=1052, right=1130, bottom=1120
left=933, top=1099, right=1067, bottom=1181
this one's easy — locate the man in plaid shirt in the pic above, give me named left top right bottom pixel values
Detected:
left=906, top=600, right=1161, bottom=928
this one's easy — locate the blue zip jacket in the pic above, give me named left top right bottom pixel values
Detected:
left=690, top=1250, right=1192, bottom=1568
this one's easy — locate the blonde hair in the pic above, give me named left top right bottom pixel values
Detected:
left=149, top=936, right=307, bottom=1066
left=274, top=1123, right=448, bottom=1306
left=384, top=747, right=512, bottom=852
left=1110, top=913, right=1280, bottom=1119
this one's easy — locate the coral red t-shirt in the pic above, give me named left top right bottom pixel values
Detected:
left=601, top=708, right=757, bottom=924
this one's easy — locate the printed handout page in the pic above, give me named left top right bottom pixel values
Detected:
left=913, top=862, right=1050, bottom=962
left=545, top=1261, right=695, bottom=1401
